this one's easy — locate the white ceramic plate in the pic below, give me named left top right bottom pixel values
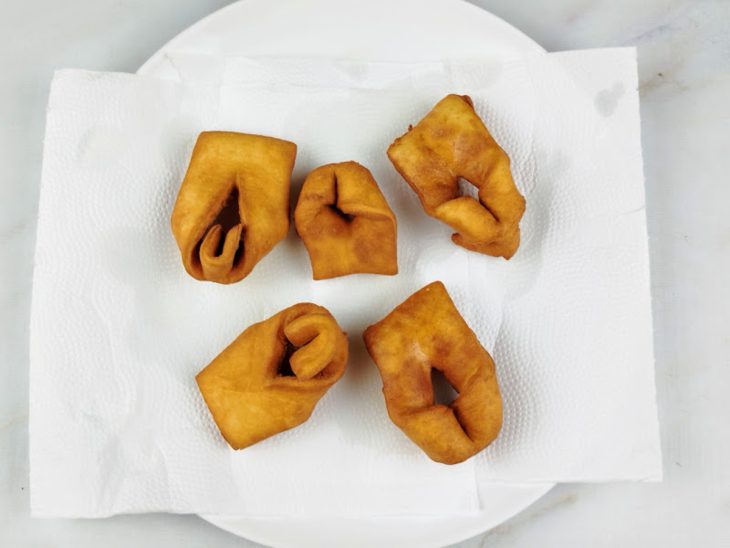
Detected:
left=139, top=0, right=553, bottom=546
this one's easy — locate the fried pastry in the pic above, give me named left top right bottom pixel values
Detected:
left=387, top=94, right=525, bottom=259
left=196, top=303, right=348, bottom=449
left=171, top=131, right=297, bottom=284
left=294, top=161, right=398, bottom=279
left=363, top=281, right=502, bottom=464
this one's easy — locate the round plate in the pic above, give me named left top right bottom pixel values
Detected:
left=139, top=0, right=552, bottom=546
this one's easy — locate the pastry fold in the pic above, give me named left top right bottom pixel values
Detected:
left=294, top=161, right=397, bottom=280
left=363, top=282, right=502, bottom=464
left=171, top=131, right=297, bottom=284
left=387, top=94, right=525, bottom=259
left=196, top=303, right=348, bottom=449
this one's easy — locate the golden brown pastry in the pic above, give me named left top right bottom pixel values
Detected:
left=171, top=131, right=297, bottom=284
left=196, top=303, right=348, bottom=449
left=294, top=161, right=398, bottom=279
left=387, top=94, right=525, bottom=259
left=363, top=281, right=502, bottom=464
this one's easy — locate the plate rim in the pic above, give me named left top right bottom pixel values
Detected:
left=201, top=484, right=554, bottom=548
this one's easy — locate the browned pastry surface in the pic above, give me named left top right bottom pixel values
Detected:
left=294, top=161, right=397, bottom=279
left=197, top=303, right=348, bottom=449
left=387, top=94, right=525, bottom=259
left=363, top=281, right=502, bottom=464
left=172, top=131, right=296, bottom=284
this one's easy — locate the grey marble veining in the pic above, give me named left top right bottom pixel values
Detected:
left=1, top=0, right=729, bottom=546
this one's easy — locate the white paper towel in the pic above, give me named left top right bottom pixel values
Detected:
left=30, top=48, right=661, bottom=518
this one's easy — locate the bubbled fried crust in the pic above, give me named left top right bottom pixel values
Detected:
left=196, top=303, right=348, bottom=449
left=363, top=282, right=502, bottom=464
left=294, top=161, right=398, bottom=280
left=387, top=94, right=525, bottom=259
left=171, top=131, right=297, bottom=284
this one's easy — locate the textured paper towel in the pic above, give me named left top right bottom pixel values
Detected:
left=30, top=48, right=661, bottom=518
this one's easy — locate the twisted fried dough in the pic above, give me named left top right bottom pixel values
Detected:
left=387, top=94, right=525, bottom=259
left=171, top=131, right=297, bottom=284
left=363, top=282, right=502, bottom=464
left=196, top=303, right=348, bottom=449
left=294, top=161, right=398, bottom=279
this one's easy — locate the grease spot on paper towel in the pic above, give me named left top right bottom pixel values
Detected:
left=594, top=82, right=625, bottom=117
left=447, top=58, right=504, bottom=90
left=159, top=116, right=199, bottom=168
left=504, top=149, right=569, bottom=301
left=77, top=127, right=127, bottom=167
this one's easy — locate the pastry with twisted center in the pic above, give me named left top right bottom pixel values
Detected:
left=387, top=94, right=525, bottom=259
left=171, top=131, right=297, bottom=284
left=294, top=161, right=397, bottom=279
left=363, top=281, right=502, bottom=464
left=196, top=303, right=348, bottom=449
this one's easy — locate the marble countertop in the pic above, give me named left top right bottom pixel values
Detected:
left=2, top=0, right=728, bottom=546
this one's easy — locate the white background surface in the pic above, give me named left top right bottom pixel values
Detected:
left=1, top=0, right=728, bottom=546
